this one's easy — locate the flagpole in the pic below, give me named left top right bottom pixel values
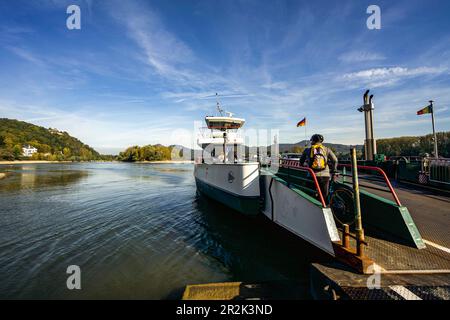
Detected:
left=430, top=100, right=438, bottom=158
left=304, top=124, right=307, bottom=147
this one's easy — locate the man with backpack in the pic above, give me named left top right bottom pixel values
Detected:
left=299, top=134, right=338, bottom=202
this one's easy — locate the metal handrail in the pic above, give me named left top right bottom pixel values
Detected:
left=280, top=159, right=326, bottom=207
left=429, top=158, right=450, bottom=185
left=338, top=164, right=402, bottom=206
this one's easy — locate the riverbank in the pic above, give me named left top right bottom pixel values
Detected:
left=0, top=160, right=194, bottom=165
left=135, top=160, right=194, bottom=164
left=0, top=160, right=73, bottom=165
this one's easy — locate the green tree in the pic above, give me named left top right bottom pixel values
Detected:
left=12, top=144, right=22, bottom=159
left=63, top=147, right=71, bottom=159
left=118, top=144, right=173, bottom=162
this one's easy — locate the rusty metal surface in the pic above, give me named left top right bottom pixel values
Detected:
left=406, top=286, right=450, bottom=300
left=357, top=179, right=450, bottom=249
left=341, top=286, right=450, bottom=300
left=342, top=287, right=403, bottom=300
left=344, top=232, right=450, bottom=271
left=366, top=234, right=450, bottom=270
left=311, top=263, right=450, bottom=300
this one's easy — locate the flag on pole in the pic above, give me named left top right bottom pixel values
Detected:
left=296, top=117, right=306, bottom=127
left=417, top=104, right=433, bottom=115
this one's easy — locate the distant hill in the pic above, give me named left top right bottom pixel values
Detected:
left=0, top=118, right=100, bottom=161
left=278, top=140, right=363, bottom=154
left=162, top=142, right=362, bottom=160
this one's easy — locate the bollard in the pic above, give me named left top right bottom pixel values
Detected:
left=351, top=148, right=365, bottom=258
left=342, top=224, right=350, bottom=249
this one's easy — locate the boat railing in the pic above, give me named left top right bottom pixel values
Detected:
left=279, top=160, right=402, bottom=207
left=197, top=127, right=241, bottom=139
left=429, top=158, right=450, bottom=185
left=280, top=159, right=326, bottom=207
left=337, top=164, right=402, bottom=206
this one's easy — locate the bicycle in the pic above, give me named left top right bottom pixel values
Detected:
left=328, top=173, right=356, bottom=227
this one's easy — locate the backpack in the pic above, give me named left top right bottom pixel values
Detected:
left=309, top=144, right=327, bottom=171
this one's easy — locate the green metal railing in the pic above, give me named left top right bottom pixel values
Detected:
left=429, top=158, right=450, bottom=185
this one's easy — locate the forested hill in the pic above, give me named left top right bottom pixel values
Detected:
left=377, top=131, right=450, bottom=157
left=0, top=118, right=100, bottom=161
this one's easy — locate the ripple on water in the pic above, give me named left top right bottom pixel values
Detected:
left=0, top=163, right=325, bottom=299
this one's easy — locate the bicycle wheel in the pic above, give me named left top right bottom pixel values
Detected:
left=329, top=187, right=355, bottom=225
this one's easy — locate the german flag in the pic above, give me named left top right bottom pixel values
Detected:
left=296, top=117, right=306, bottom=127
left=417, top=105, right=432, bottom=115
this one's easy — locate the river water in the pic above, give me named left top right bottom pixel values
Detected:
left=0, top=163, right=329, bottom=299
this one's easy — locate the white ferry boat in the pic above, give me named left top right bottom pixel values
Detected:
left=194, top=99, right=260, bottom=215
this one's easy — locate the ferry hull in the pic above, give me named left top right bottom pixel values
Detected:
left=195, top=178, right=259, bottom=214
left=194, top=163, right=260, bottom=215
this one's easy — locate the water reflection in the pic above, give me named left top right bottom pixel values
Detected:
left=193, top=194, right=332, bottom=283
left=0, top=168, right=88, bottom=192
left=0, top=163, right=328, bottom=299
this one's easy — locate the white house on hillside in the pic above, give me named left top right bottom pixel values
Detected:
left=22, top=145, right=38, bottom=157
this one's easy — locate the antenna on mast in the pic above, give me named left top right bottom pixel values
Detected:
left=216, top=93, right=224, bottom=116
left=215, top=92, right=234, bottom=117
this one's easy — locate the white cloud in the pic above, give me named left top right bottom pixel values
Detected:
left=112, top=6, right=193, bottom=80
left=5, top=46, right=42, bottom=65
left=342, top=66, right=446, bottom=80
left=338, top=51, right=385, bottom=63
left=261, top=82, right=288, bottom=90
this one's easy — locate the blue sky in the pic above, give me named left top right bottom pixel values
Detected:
left=0, top=0, right=449, bottom=154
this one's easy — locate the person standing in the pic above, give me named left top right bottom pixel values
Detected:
left=299, top=134, right=338, bottom=202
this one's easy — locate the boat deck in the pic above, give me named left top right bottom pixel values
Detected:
left=341, top=177, right=450, bottom=271
left=358, top=177, right=450, bottom=245
left=311, top=263, right=450, bottom=300
left=350, top=232, right=450, bottom=271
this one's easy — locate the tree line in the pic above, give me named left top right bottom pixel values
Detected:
left=377, top=131, right=450, bottom=158
left=118, top=144, right=175, bottom=162
left=2, top=117, right=447, bottom=162
left=282, top=132, right=449, bottom=159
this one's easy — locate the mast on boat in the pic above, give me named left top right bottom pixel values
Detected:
left=199, top=94, right=245, bottom=164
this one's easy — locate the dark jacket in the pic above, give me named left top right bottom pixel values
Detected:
left=299, top=144, right=338, bottom=177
